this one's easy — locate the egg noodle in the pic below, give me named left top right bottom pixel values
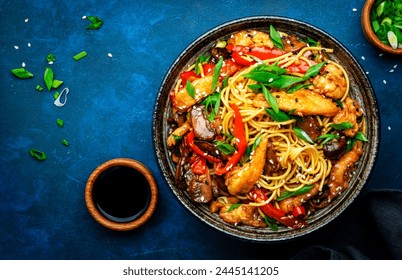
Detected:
left=219, top=47, right=355, bottom=206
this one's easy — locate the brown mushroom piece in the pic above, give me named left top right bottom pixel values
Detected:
left=190, top=104, right=216, bottom=141
left=295, top=116, right=321, bottom=141
left=282, top=35, right=307, bottom=53
left=184, top=168, right=213, bottom=203
left=323, top=135, right=348, bottom=160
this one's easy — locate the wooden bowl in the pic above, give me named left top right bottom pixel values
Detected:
left=361, top=0, right=402, bottom=55
left=85, top=158, right=158, bottom=231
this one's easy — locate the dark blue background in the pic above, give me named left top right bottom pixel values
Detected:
left=1, top=0, right=401, bottom=259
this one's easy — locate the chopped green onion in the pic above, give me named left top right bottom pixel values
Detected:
left=211, top=56, right=223, bottom=93
left=388, top=30, right=398, bottom=48
left=215, top=39, right=227, bottom=48
left=262, top=84, right=279, bottom=113
left=11, top=68, right=34, bottom=79
left=185, top=79, right=196, bottom=98
left=226, top=203, right=242, bottom=212
left=355, top=131, right=369, bottom=142
left=277, top=184, right=314, bottom=201
left=36, top=85, right=44, bottom=91
left=46, top=54, right=56, bottom=63
left=44, top=67, right=54, bottom=91
left=315, top=133, right=339, bottom=146
left=215, top=141, right=235, bottom=155
left=56, top=118, right=64, bottom=127
left=29, top=149, right=47, bottom=161
left=331, top=122, right=354, bottom=130
left=293, top=127, right=314, bottom=144
left=269, top=25, right=284, bottom=50
left=73, top=51, right=87, bottom=61
left=53, top=91, right=59, bottom=100
left=264, top=214, right=279, bottom=231
left=52, top=79, right=63, bottom=89
left=62, top=139, right=69, bottom=146
left=86, top=16, right=103, bottom=29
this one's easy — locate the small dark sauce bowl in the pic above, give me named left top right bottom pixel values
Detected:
left=85, top=158, right=158, bottom=231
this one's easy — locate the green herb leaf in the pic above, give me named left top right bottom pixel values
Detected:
left=277, top=184, right=314, bottom=201
left=226, top=203, right=242, bottom=212
left=331, top=122, right=354, bottom=130
left=44, top=67, right=54, bottom=91
left=264, top=108, right=291, bottom=122
left=288, top=83, right=312, bottom=93
left=52, top=79, right=63, bottom=89
left=195, top=54, right=211, bottom=75
left=268, top=75, right=303, bottom=89
left=56, top=118, right=64, bottom=127
left=263, top=214, right=279, bottom=231
left=293, top=127, right=314, bottom=144
left=62, top=139, right=69, bottom=147
left=172, top=134, right=182, bottom=142
left=302, top=61, right=326, bottom=80
left=46, top=54, right=56, bottom=62
left=216, top=141, right=236, bottom=155
left=73, top=51, right=87, bottom=61
left=315, top=133, right=339, bottom=146
left=262, top=84, right=279, bottom=113
left=86, top=16, right=103, bottom=29
left=186, top=79, right=196, bottom=98
left=355, top=131, right=369, bottom=142
left=243, top=69, right=278, bottom=83
left=345, top=138, right=356, bottom=153
left=29, top=149, right=47, bottom=161
left=211, top=56, right=223, bottom=93
left=270, top=25, right=284, bottom=49
left=11, top=68, right=34, bottom=79
left=251, top=134, right=263, bottom=152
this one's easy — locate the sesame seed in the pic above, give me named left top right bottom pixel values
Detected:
left=388, top=126, right=392, bottom=131
left=361, top=56, right=365, bottom=60
left=366, top=71, right=369, bottom=74
left=390, top=69, right=394, bottom=73
left=27, top=42, right=31, bottom=47
left=24, top=18, right=29, bottom=23
left=108, top=53, right=113, bottom=58
left=352, top=8, right=357, bottom=12
left=82, top=15, right=87, bottom=19
left=394, top=64, right=398, bottom=69
left=48, top=61, right=54, bottom=65
left=14, top=45, right=19, bottom=49
left=21, top=62, right=25, bottom=67
left=383, top=80, right=387, bottom=84
left=379, top=53, right=384, bottom=57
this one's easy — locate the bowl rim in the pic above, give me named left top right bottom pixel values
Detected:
left=85, top=158, right=158, bottom=231
left=152, top=15, right=380, bottom=242
left=361, top=0, right=402, bottom=55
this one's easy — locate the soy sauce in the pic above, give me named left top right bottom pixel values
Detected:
left=92, top=166, right=151, bottom=223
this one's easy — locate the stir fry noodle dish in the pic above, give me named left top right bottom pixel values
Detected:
left=167, top=26, right=368, bottom=230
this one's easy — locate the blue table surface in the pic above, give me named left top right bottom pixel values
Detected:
left=1, top=0, right=402, bottom=260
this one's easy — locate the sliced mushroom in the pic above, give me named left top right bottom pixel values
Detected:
left=190, top=104, right=216, bottom=141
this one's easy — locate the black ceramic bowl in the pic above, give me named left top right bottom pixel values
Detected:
left=152, top=16, right=380, bottom=242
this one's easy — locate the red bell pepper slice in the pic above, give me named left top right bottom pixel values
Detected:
left=292, top=205, right=306, bottom=218
left=190, top=154, right=207, bottom=175
left=249, top=186, right=307, bottom=229
left=286, top=59, right=311, bottom=74
left=180, top=63, right=216, bottom=86
left=220, top=59, right=243, bottom=78
left=227, top=44, right=286, bottom=66
left=215, top=104, right=247, bottom=175
left=180, top=70, right=197, bottom=85
left=231, top=51, right=255, bottom=66
left=249, top=46, right=286, bottom=60
left=185, top=131, right=221, bottom=163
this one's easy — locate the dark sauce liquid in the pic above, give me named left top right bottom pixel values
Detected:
left=92, top=166, right=151, bottom=223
